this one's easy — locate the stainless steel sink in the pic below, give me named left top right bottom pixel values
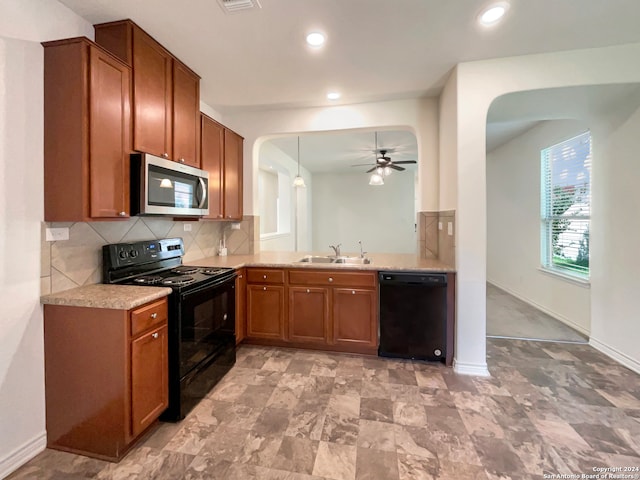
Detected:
left=297, top=256, right=336, bottom=263
left=334, top=256, right=372, bottom=265
left=297, top=255, right=372, bottom=265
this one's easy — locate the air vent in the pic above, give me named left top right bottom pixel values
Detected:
left=217, top=0, right=262, bottom=14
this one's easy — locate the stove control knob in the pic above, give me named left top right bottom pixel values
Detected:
left=118, top=250, right=128, bottom=260
left=130, top=250, right=139, bottom=258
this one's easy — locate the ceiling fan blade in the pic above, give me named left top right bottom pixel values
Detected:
left=388, top=164, right=406, bottom=171
left=351, top=163, right=375, bottom=167
left=366, top=166, right=378, bottom=173
left=392, top=160, right=417, bottom=165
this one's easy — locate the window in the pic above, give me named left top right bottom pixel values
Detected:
left=258, top=168, right=291, bottom=237
left=540, top=131, right=591, bottom=279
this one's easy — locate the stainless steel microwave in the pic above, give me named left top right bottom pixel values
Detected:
left=130, top=153, right=209, bottom=216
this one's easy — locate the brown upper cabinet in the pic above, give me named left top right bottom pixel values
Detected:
left=95, top=20, right=201, bottom=168
left=200, top=114, right=244, bottom=220
left=43, top=37, right=131, bottom=222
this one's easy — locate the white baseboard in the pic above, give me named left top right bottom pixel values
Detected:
left=589, top=337, right=640, bottom=375
left=487, top=279, right=590, bottom=336
left=0, top=432, right=46, bottom=480
left=453, top=359, right=491, bottom=377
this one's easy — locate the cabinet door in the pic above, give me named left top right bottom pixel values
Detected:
left=246, top=285, right=284, bottom=339
left=332, top=288, right=377, bottom=348
left=223, top=129, right=244, bottom=220
left=132, top=28, right=172, bottom=158
left=289, top=287, right=329, bottom=344
left=235, top=269, right=247, bottom=344
left=200, top=114, right=224, bottom=219
left=173, top=61, right=200, bottom=168
left=131, top=324, right=168, bottom=437
left=89, top=45, right=131, bottom=218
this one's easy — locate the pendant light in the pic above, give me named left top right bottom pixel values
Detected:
left=293, top=136, right=306, bottom=188
left=369, top=131, right=384, bottom=186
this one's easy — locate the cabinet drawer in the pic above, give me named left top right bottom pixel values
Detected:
left=131, top=298, right=168, bottom=337
left=246, top=268, right=285, bottom=285
left=288, top=270, right=377, bottom=288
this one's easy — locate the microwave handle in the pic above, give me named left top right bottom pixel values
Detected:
left=197, top=178, right=207, bottom=209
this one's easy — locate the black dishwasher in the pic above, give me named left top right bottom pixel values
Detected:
left=378, top=271, right=447, bottom=362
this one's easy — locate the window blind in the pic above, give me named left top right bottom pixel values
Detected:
left=540, top=131, right=591, bottom=277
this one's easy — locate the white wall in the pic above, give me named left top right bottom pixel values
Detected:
left=312, top=172, right=416, bottom=255
left=0, top=2, right=93, bottom=477
left=487, top=120, right=591, bottom=335
left=258, top=142, right=312, bottom=252
left=441, top=42, right=640, bottom=375
left=589, top=92, right=640, bottom=371
left=223, top=97, right=440, bottom=219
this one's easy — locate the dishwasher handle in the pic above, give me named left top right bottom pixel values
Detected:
left=379, top=271, right=447, bottom=286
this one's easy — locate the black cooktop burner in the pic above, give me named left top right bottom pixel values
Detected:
left=202, top=267, right=228, bottom=276
left=162, top=276, right=196, bottom=286
left=133, top=275, right=164, bottom=285
left=171, top=266, right=200, bottom=275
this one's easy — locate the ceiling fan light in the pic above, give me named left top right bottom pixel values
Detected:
left=383, top=166, right=393, bottom=176
left=376, top=166, right=384, bottom=175
left=369, top=173, right=384, bottom=186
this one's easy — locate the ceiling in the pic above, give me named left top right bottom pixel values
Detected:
left=265, top=130, right=418, bottom=174
left=58, top=0, right=640, bottom=113
left=486, top=83, right=640, bottom=151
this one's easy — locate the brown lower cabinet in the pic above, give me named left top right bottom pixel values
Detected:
left=246, top=284, right=285, bottom=339
left=43, top=297, right=169, bottom=461
left=243, top=268, right=378, bottom=354
left=235, top=268, right=246, bottom=344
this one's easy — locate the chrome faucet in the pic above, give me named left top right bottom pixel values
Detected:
left=329, top=244, right=342, bottom=257
left=358, top=240, right=367, bottom=258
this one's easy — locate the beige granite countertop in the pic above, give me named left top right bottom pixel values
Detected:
left=41, top=284, right=173, bottom=310
left=186, top=251, right=455, bottom=272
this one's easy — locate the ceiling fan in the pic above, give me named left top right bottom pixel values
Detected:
left=351, top=132, right=417, bottom=173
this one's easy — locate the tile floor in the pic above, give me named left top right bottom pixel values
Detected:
left=487, top=283, right=588, bottom=343
left=8, top=340, right=640, bottom=479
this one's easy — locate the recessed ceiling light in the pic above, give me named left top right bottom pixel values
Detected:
left=306, top=32, right=325, bottom=47
left=478, top=2, right=510, bottom=26
left=327, top=92, right=340, bottom=100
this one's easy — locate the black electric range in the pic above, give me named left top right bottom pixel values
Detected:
left=103, top=237, right=237, bottom=421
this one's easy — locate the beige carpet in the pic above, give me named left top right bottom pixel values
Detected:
left=487, top=283, right=588, bottom=343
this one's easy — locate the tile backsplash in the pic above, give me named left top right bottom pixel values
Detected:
left=41, top=216, right=258, bottom=295
left=418, top=210, right=455, bottom=267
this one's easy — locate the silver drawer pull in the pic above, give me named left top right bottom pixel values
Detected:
left=152, top=332, right=159, bottom=339
left=179, top=158, right=185, bottom=163
left=150, top=313, right=157, bottom=319
left=328, top=277, right=333, bottom=282
left=118, top=211, right=126, bottom=216
left=306, top=289, right=310, bottom=293
left=239, top=274, right=243, bottom=279
left=263, top=286, right=267, bottom=291
left=352, top=290, right=355, bottom=294
left=263, top=275, right=267, bottom=279
left=162, top=152, right=169, bottom=158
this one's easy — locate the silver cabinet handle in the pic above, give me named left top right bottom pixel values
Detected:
left=118, top=211, right=126, bottom=216
left=152, top=332, right=159, bottom=339
left=263, top=275, right=267, bottom=279
left=306, top=289, right=310, bottom=293
left=227, top=215, right=233, bottom=218
left=162, top=153, right=169, bottom=158
left=179, top=158, right=185, bottom=163
left=263, top=286, right=267, bottom=291
left=150, top=313, right=157, bottom=319
left=218, top=214, right=224, bottom=218
left=328, top=277, right=333, bottom=282
left=352, top=290, right=355, bottom=294
left=239, top=274, right=243, bottom=279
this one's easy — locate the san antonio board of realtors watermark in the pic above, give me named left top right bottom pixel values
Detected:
left=544, top=466, right=640, bottom=479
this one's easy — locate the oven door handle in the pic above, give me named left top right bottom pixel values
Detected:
left=197, top=178, right=207, bottom=209
left=179, top=272, right=237, bottom=298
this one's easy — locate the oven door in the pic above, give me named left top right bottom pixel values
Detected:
left=177, top=276, right=235, bottom=379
